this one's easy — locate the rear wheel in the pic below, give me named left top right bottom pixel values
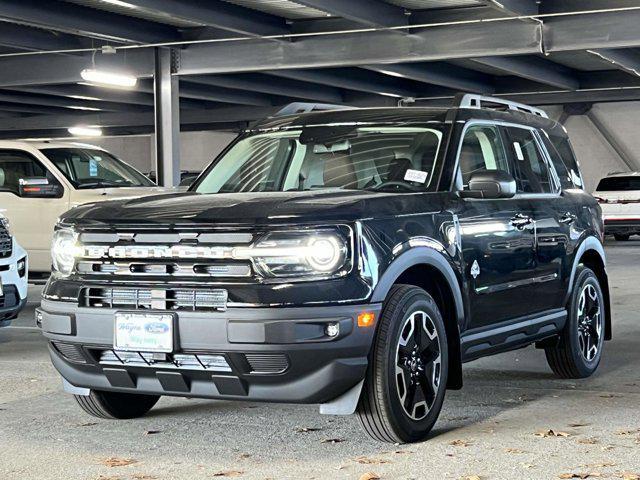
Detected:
left=74, top=390, right=160, bottom=419
left=357, top=285, right=448, bottom=443
left=545, top=267, right=605, bottom=379
left=614, top=234, right=630, bottom=241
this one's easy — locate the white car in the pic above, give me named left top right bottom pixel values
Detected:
left=594, top=172, right=640, bottom=241
left=0, top=141, right=169, bottom=274
left=0, top=215, right=28, bottom=327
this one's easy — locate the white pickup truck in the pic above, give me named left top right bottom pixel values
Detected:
left=0, top=141, right=168, bottom=275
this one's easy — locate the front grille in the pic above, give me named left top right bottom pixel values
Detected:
left=81, top=287, right=228, bottom=311
left=244, top=353, right=289, bottom=374
left=0, top=225, right=12, bottom=259
left=74, top=229, right=254, bottom=280
left=52, top=342, right=87, bottom=364
left=99, top=350, right=232, bottom=372
left=0, top=285, right=18, bottom=309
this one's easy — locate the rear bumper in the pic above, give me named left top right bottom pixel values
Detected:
left=604, top=218, right=640, bottom=235
left=38, top=299, right=381, bottom=404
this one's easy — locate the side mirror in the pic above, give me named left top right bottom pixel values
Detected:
left=460, top=170, right=516, bottom=199
left=18, top=177, right=63, bottom=198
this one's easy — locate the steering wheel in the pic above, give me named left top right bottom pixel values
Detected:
left=370, top=181, right=418, bottom=191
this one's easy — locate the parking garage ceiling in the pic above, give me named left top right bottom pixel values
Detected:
left=1, top=0, right=640, bottom=138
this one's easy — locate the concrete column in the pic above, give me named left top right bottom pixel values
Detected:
left=153, top=47, right=180, bottom=187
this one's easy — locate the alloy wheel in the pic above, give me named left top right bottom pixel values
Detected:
left=577, top=283, right=603, bottom=362
left=394, top=310, right=442, bottom=421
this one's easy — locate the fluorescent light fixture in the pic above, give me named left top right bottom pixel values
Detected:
left=99, top=0, right=136, bottom=8
left=68, top=126, right=103, bottom=137
left=67, top=106, right=102, bottom=111
left=68, top=95, right=102, bottom=101
left=80, top=68, right=137, bottom=88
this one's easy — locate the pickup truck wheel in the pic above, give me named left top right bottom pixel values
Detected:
left=357, top=285, right=448, bottom=443
left=74, top=390, right=160, bottom=419
left=545, top=267, right=605, bottom=379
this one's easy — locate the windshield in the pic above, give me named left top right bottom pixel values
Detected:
left=596, top=176, right=640, bottom=192
left=41, top=148, right=154, bottom=189
left=194, top=126, right=444, bottom=194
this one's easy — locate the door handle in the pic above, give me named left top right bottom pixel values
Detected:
left=559, top=212, right=576, bottom=225
left=510, top=213, right=533, bottom=230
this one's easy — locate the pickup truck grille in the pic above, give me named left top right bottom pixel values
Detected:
left=81, top=287, right=228, bottom=311
left=0, top=224, right=12, bottom=259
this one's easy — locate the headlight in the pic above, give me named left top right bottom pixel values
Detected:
left=0, top=215, right=10, bottom=235
left=235, top=229, right=350, bottom=279
left=51, top=227, right=81, bottom=276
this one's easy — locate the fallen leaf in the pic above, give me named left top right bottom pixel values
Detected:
left=359, top=473, right=380, bottom=480
left=295, top=427, right=322, bottom=433
left=460, top=476, right=482, bottom=480
left=577, top=437, right=599, bottom=445
left=238, top=453, right=251, bottom=459
left=393, top=450, right=412, bottom=455
left=353, top=457, right=390, bottom=465
left=132, top=475, right=157, bottom=480
left=101, top=458, right=138, bottom=468
left=144, top=430, right=162, bottom=435
left=504, top=448, right=525, bottom=454
left=449, top=439, right=473, bottom=447
left=321, top=438, right=346, bottom=444
left=585, top=462, right=615, bottom=468
left=535, top=429, right=571, bottom=438
left=558, top=473, right=602, bottom=479
left=569, top=423, right=590, bottom=428
left=599, top=393, right=622, bottom=398
left=213, top=470, right=244, bottom=477
left=621, top=473, right=640, bottom=480
left=77, top=422, right=98, bottom=427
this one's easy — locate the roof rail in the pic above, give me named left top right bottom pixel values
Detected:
left=455, top=93, right=548, bottom=119
left=272, top=102, right=350, bottom=117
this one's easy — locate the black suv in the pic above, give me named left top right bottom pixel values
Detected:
left=38, top=95, right=611, bottom=443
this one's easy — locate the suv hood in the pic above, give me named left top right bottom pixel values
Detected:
left=70, top=186, right=177, bottom=207
left=63, top=189, right=447, bottom=226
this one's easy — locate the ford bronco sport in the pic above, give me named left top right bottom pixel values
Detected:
left=38, top=95, right=611, bottom=443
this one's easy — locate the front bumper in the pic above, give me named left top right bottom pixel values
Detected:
left=38, top=299, right=381, bottom=405
left=0, top=240, right=28, bottom=326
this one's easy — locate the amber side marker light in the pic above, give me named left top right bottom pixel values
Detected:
left=358, top=312, right=376, bottom=328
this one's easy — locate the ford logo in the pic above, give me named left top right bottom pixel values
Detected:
left=145, top=322, right=169, bottom=334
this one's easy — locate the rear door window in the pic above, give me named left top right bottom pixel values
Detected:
left=504, top=127, right=555, bottom=194
left=596, top=176, right=640, bottom=191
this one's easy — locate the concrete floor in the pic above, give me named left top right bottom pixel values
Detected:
left=1, top=240, right=639, bottom=480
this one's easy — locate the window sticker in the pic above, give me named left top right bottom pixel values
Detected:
left=404, top=169, right=428, bottom=184
left=513, top=142, right=525, bottom=161
left=89, top=159, right=98, bottom=177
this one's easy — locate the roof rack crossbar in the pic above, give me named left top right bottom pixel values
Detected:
left=455, top=94, right=548, bottom=119
left=272, top=102, right=350, bottom=118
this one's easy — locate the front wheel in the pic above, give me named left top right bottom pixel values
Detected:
left=357, top=285, right=448, bottom=443
left=545, top=267, right=605, bottom=379
left=74, top=390, right=160, bottom=419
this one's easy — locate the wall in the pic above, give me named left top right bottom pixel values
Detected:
left=81, top=103, right=640, bottom=193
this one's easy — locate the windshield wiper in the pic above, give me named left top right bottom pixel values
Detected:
left=76, top=181, right=133, bottom=189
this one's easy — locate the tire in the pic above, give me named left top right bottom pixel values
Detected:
left=74, top=390, right=160, bottom=419
left=545, top=267, right=605, bottom=379
left=357, top=285, right=449, bottom=443
left=614, top=234, right=630, bottom=241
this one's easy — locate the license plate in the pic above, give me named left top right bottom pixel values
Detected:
left=114, top=312, right=175, bottom=353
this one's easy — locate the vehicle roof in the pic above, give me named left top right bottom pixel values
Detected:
left=603, top=171, right=640, bottom=178
left=0, top=140, right=106, bottom=151
left=249, top=106, right=565, bottom=136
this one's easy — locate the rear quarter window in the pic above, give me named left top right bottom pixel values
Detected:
left=547, top=133, right=583, bottom=189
